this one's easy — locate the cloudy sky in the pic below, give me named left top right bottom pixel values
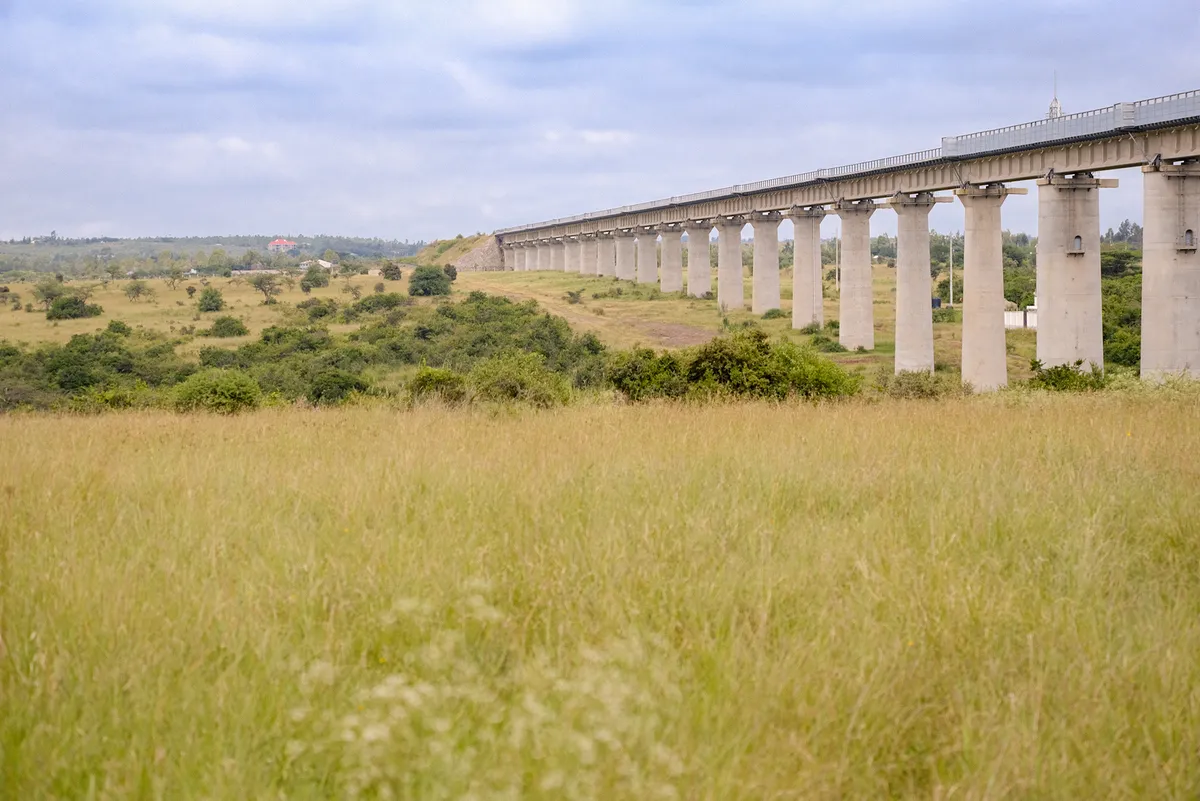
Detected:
left=2, top=0, right=1198, bottom=242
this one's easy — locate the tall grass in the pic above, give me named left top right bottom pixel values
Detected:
left=2, top=396, right=1198, bottom=798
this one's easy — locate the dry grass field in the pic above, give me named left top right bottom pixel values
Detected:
left=3, top=395, right=1199, bottom=799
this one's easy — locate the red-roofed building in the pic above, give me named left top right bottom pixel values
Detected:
left=268, top=239, right=297, bottom=254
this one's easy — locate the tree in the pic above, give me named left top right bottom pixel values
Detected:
left=105, top=263, right=123, bottom=281
left=408, top=265, right=453, bottom=297
left=208, top=248, right=230, bottom=273
left=323, top=249, right=339, bottom=264
left=31, top=280, right=66, bottom=311
left=304, top=265, right=330, bottom=288
left=186, top=285, right=197, bottom=299
left=374, top=282, right=386, bottom=294
left=124, top=279, right=153, bottom=302
left=197, top=286, right=225, bottom=312
left=341, top=281, right=363, bottom=300
left=165, top=266, right=185, bottom=290
left=47, top=295, right=103, bottom=320
left=381, top=262, right=403, bottom=281
left=246, top=273, right=282, bottom=304
left=300, top=280, right=313, bottom=294
left=443, top=264, right=458, bottom=282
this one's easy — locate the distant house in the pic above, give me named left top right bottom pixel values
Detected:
left=268, top=239, right=297, bottom=254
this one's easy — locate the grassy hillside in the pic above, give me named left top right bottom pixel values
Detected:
left=407, top=234, right=490, bottom=267
left=4, top=396, right=1199, bottom=797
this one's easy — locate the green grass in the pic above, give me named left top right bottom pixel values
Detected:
left=3, top=395, right=1199, bottom=798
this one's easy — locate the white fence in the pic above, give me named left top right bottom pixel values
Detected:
left=1005, top=310, right=1038, bottom=329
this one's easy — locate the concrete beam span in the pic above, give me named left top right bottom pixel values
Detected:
left=751, top=212, right=781, bottom=314
left=615, top=231, right=636, bottom=281
left=888, top=193, right=949, bottom=373
left=835, top=200, right=876, bottom=350
left=788, top=206, right=826, bottom=329
left=636, top=230, right=658, bottom=284
left=956, top=185, right=1027, bottom=391
left=660, top=226, right=683, bottom=293
left=1036, top=173, right=1117, bottom=370
left=1142, top=160, right=1200, bottom=378
left=685, top=223, right=712, bottom=298
left=715, top=217, right=746, bottom=311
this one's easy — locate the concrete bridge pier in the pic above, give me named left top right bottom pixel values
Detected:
left=534, top=240, right=549, bottom=271
left=660, top=225, right=683, bottom=293
left=751, top=212, right=782, bottom=314
left=1142, top=159, right=1200, bottom=379
left=615, top=230, right=636, bottom=280
left=564, top=237, right=580, bottom=273
left=956, top=184, right=1026, bottom=391
left=511, top=245, right=523, bottom=272
left=788, top=206, right=826, bottom=329
left=580, top=235, right=598, bottom=276
left=596, top=233, right=616, bottom=277
left=835, top=200, right=876, bottom=350
left=685, top=222, right=712, bottom=297
left=551, top=239, right=566, bottom=272
left=889, top=193, right=949, bottom=373
left=716, top=216, right=746, bottom=311
left=1036, top=173, right=1117, bottom=370
left=636, top=229, right=658, bottom=284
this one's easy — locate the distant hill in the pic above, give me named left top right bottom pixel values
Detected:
left=0, top=234, right=425, bottom=274
left=406, top=234, right=491, bottom=267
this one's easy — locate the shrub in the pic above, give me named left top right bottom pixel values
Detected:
left=186, top=286, right=197, bottom=298
left=443, top=264, right=458, bottom=282
left=469, top=351, right=571, bottom=408
left=565, top=290, right=584, bottom=305
left=409, top=365, right=468, bottom=404
left=809, top=334, right=847, bottom=353
left=607, top=347, right=688, bottom=401
left=768, top=341, right=861, bottom=398
left=1027, top=359, right=1108, bottom=391
left=202, top=316, right=250, bottom=338
left=381, top=263, right=403, bottom=281
left=106, top=320, right=133, bottom=336
left=174, top=369, right=262, bottom=414
left=798, top=322, right=822, bottom=335
left=409, top=265, right=453, bottom=297
left=307, top=369, right=368, bottom=405
left=761, top=308, right=787, bottom=320
left=374, top=282, right=386, bottom=294
left=298, top=297, right=339, bottom=321
left=352, top=293, right=407, bottom=314
left=685, top=330, right=858, bottom=400
left=931, top=307, right=960, bottom=323
left=46, top=295, right=103, bottom=320
left=874, top=369, right=966, bottom=399
left=197, top=287, right=225, bottom=312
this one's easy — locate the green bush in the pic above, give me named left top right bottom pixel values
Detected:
left=174, top=369, right=262, bottom=414
left=761, top=308, right=787, bottom=320
left=409, top=265, right=453, bottom=297
left=106, top=320, right=133, bottom=336
left=469, top=351, right=571, bottom=408
left=197, top=287, right=225, bottom=312
left=798, top=322, right=822, bottom=335
left=304, top=266, right=331, bottom=289
left=409, top=365, right=468, bottom=404
left=297, top=297, right=339, bottom=321
left=307, top=369, right=368, bottom=405
left=809, top=334, right=847, bottom=353
left=686, top=330, right=858, bottom=400
left=874, top=369, right=966, bottom=399
left=381, top=263, right=403, bottom=281
left=46, top=296, right=103, bottom=320
left=352, top=293, right=408, bottom=314
left=931, top=307, right=960, bottom=323
left=202, top=316, right=250, bottom=338
left=1027, top=359, right=1108, bottom=392
left=443, top=264, right=458, bottom=282
left=607, top=347, right=687, bottom=401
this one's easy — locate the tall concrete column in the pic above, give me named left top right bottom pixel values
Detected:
left=660, top=225, right=683, bottom=293
left=715, top=216, right=746, bottom=311
left=510, top=246, right=521, bottom=272
left=636, top=229, right=659, bottom=284
left=550, top=239, right=566, bottom=272
left=537, top=241, right=550, bottom=271
left=1142, top=159, right=1200, bottom=378
left=615, top=230, right=636, bottom=281
left=563, top=237, right=580, bottom=273
left=834, top=200, right=876, bottom=350
left=751, top=212, right=782, bottom=314
left=889, top=193, right=949, bottom=373
left=580, top=235, right=598, bottom=277
left=788, top=206, right=826, bottom=328
left=685, top=222, right=712, bottom=297
left=596, top=233, right=616, bottom=277
left=955, top=184, right=1026, bottom=391
left=1036, top=173, right=1117, bottom=370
